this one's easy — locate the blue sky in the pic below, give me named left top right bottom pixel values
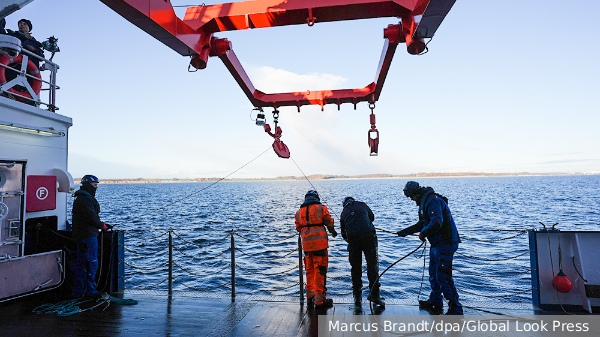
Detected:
left=13, top=0, right=600, bottom=179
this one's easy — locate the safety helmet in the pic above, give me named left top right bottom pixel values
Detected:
left=305, top=190, right=320, bottom=200
left=343, top=196, right=355, bottom=207
left=81, top=175, right=99, bottom=184
left=403, top=181, right=420, bottom=198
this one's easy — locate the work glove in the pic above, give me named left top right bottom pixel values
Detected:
left=418, top=233, right=426, bottom=242
left=330, top=228, right=338, bottom=238
left=397, top=230, right=408, bottom=237
left=103, top=223, right=114, bottom=231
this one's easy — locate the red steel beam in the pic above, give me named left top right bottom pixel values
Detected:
left=99, top=0, right=453, bottom=110
left=182, top=0, right=426, bottom=32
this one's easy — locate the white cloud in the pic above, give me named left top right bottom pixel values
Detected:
left=248, top=66, right=348, bottom=93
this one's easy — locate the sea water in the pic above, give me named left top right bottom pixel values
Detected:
left=69, top=175, right=600, bottom=303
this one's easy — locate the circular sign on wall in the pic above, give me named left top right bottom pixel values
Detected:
left=36, top=187, right=49, bottom=200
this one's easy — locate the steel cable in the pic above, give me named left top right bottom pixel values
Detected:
left=453, top=267, right=532, bottom=278
left=124, top=230, right=169, bottom=240
left=122, top=276, right=169, bottom=289
left=233, top=231, right=297, bottom=243
left=172, top=245, right=230, bottom=261
left=172, top=260, right=231, bottom=277
left=235, top=263, right=299, bottom=276
left=455, top=250, right=529, bottom=261
left=122, top=259, right=168, bottom=271
left=460, top=231, right=528, bottom=242
left=234, top=246, right=298, bottom=260
left=172, top=231, right=229, bottom=248
left=458, top=287, right=531, bottom=298
left=135, top=146, right=272, bottom=218
left=121, top=244, right=169, bottom=256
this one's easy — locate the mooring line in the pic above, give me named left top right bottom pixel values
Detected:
left=132, top=146, right=272, bottom=220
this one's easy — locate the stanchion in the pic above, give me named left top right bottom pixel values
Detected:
left=168, top=228, right=173, bottom=295
left=298, top=235, right=304, bottom=303
left=231, top=230, right=235, bottom=302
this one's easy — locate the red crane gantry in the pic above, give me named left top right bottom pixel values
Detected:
left=100, top=0, right=456, bottom=157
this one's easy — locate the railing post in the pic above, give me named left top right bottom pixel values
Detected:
left=230, top=230, right=236, bottom=302
left=168, top=228, right=173, bottom=295
left=298, top=234, right=304, bottom=303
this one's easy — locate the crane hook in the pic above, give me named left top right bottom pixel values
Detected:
left=264, top=109, right=290, bottom=158
left=368, top=103, right=379, bottom=156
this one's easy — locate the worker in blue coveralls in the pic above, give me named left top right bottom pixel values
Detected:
left=71, top=175, right=112, bottom=298
left=397, top=181, right=463, bottom=315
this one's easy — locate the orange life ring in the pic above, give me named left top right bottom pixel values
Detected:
left=0, top=54, right=42, bottom=101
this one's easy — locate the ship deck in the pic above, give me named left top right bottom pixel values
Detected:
left=0, top=290, right=595, bottom=337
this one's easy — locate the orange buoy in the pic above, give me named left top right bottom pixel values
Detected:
left=552, top=270, right=573, bottom=293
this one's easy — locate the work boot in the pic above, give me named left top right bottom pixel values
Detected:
left=419, top=300, right=443, bottom=315
left=307, top=297, right=315, bottom=308
left=315, top=298, right=334, bottom=309
left=445, top=302, right=463, bottom=315
left=367, top=288, right=385, bottom=307
left=353, top=291, right=362, bottom=308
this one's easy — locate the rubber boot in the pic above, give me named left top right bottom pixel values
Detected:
left=353, top=290, right=362, bottom=308
left=444, top=301, right=463, bottom=315
left=367, top=286, right=385, bottom=307
left=419, top=299, right=443, bottom=315
left=315, top=298, right=333, bottom=309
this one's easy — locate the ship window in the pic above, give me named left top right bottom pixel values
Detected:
left=8, top=220, right=20, bottom=238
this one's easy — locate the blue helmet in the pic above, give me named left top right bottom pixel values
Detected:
left=305, top=190, right=320, bottom=200
left=343, top=196, right=355, bottom=207
left=403, top=181, right=420, bottom=198
left=81, top=175, right=99, bottom=184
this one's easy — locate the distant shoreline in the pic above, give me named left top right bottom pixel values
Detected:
left=89, top=172, right=600, bottom=184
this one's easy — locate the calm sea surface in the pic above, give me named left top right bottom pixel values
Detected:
left=69, top=175, right=600, bottom=303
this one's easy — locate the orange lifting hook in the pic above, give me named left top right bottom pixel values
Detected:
left=368, top=103, right=379, bottom=156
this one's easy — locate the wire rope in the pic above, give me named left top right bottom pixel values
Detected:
left=172, top=260, right=231, bottom=277
left=455, top=250, right=529, bottom=261
left=235, top=263, right=299, bottom=276
left=172, top=245, right=230, bottom=261
left=172, top=231, right=229, bottom=248
left=133, top=146, right=272, bottom=219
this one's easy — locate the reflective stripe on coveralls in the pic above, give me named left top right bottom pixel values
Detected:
left=295, top=204, right=328, bottom=252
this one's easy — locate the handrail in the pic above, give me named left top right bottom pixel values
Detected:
left=122, top=227, right=535, bottom=301
left=0, top=48, right=59, bottom=111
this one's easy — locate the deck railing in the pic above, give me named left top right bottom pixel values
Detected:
left=0, top=48, right=59, bottom=111
left=120, top=227, right=533, bottom=302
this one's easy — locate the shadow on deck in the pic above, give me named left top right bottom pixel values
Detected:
left=0, top=290, right=593, bottom=336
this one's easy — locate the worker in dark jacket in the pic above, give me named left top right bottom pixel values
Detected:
left=397, top=181, right=463, bottom=315
left=7, top=19, right=44, bottom=67
left=71, top=175, right=111, bottom=298
left=340, top=197, right=384, bottom=308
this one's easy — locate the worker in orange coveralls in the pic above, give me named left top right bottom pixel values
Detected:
left=295, top=190, right=338, bottom=309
